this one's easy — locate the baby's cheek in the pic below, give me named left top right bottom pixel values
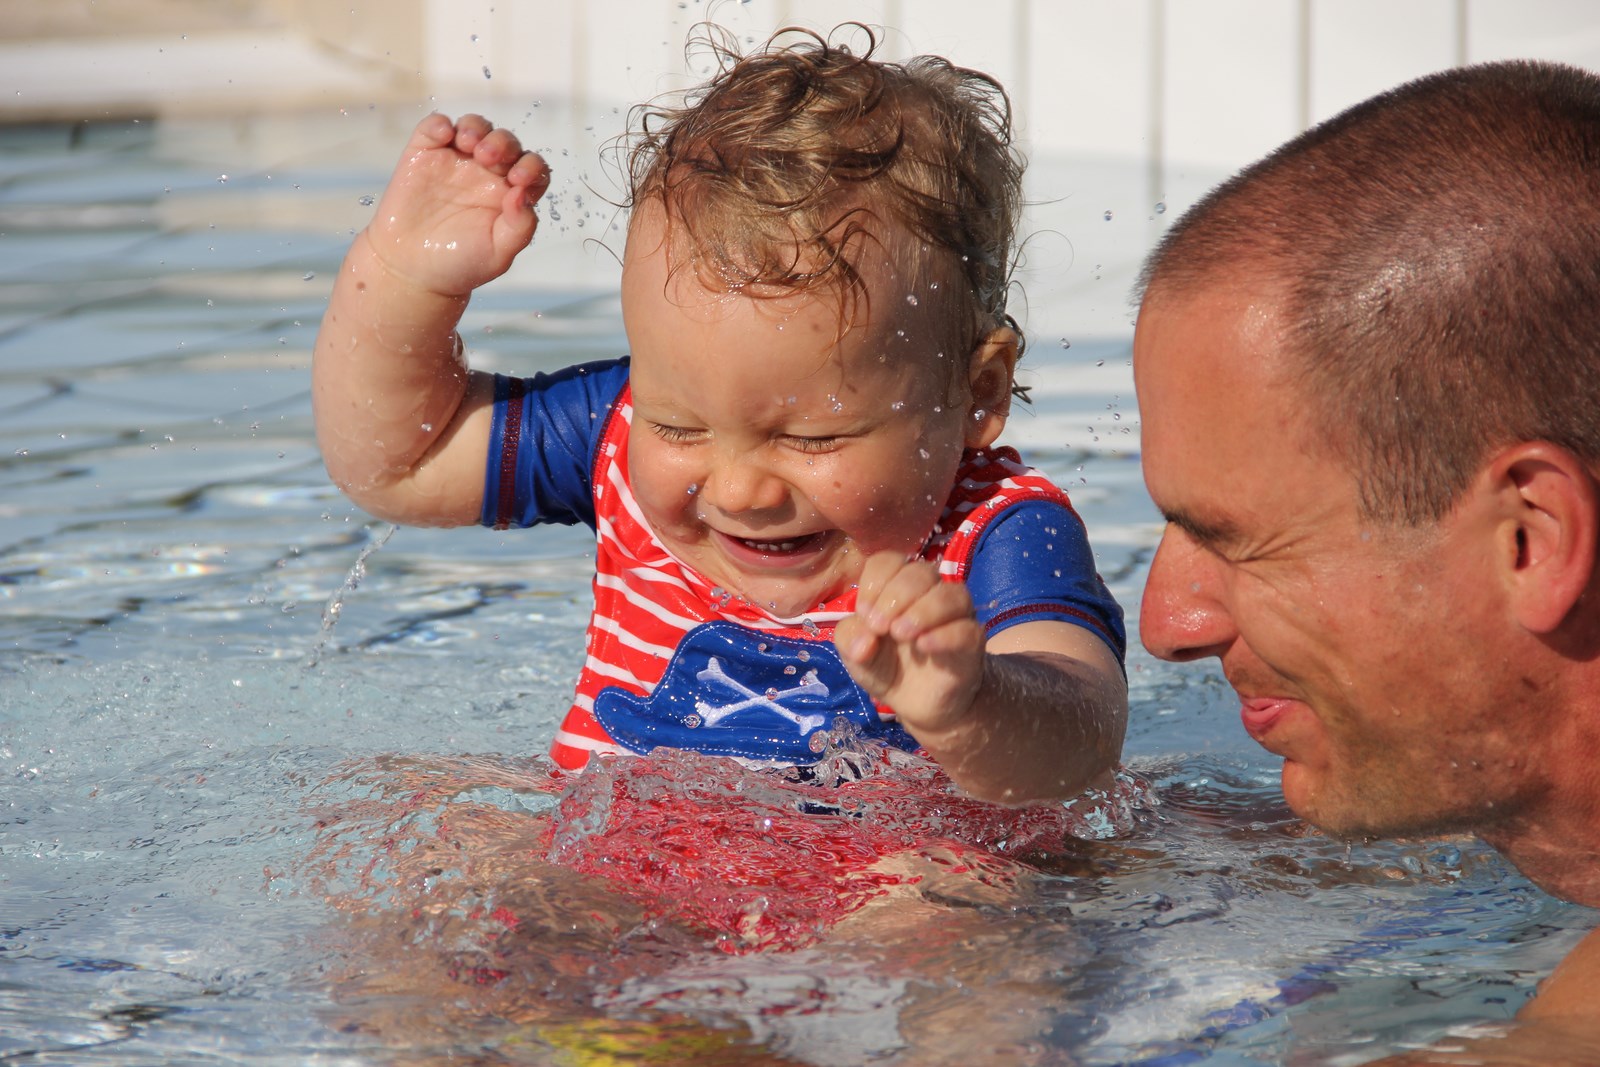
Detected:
left=848, top=487, right=939, bottom=554
left=626, top=448, right=691, bottom=522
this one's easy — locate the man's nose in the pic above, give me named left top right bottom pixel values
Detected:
left=700, top=452, right=789, bottom=515
left=1139, top=526, right=1235, bottom=662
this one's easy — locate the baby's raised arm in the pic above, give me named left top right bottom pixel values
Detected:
left=312, top=114, right=550, bottom=526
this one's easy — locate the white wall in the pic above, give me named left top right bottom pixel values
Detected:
left=423, top=0, right=1600, bottom=173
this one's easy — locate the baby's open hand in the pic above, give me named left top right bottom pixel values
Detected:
left=364, top=113, right=552, bottom=298
left=835, top=551, right=986, bottom=737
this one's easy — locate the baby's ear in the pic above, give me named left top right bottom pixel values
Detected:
left=964, top=326, right=1020, bottom=448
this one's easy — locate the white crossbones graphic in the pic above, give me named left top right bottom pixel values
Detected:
left=693, top=656, right=828, bottom=733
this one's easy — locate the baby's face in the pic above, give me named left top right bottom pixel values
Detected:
left=619, top=205, right=1003, bottom=619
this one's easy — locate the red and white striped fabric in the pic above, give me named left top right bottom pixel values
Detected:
left=548, top=385, right=1081, bottom=771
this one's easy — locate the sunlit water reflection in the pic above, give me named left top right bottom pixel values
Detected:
left=1, top=114, right=1592, bottom=1065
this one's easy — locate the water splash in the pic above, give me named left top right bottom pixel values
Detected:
left=544, top=739, right=1150, bottom=954
left=309, top=738, right=1151, bottom=959
left=305, top=523, right=397, bottom=668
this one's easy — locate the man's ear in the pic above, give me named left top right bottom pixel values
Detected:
left=1487, top=442, right=1599, bottom=634
left=964, top=325, right=1020, bottom=449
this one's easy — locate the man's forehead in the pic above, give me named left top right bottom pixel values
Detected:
left=1133, top=275, right=1343, bottom=511
left=1136, top=271, right=1295, bottom=359
left=1134, top=277, right=1312, bottom=435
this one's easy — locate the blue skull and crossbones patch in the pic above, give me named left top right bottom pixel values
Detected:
left=591, top=621, right=922, bottom=763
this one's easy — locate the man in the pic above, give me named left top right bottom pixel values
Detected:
left=1133, top=60, right=1600, bottom=1059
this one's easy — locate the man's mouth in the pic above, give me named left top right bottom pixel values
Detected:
left=1239, top=697, right=1292, bottom=740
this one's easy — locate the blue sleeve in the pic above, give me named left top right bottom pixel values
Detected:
left=965, top=500, right=1127, bottom=666
left=479, top=358, right=630, bottom=530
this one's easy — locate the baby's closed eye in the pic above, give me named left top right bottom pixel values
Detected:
left=781, top=434, right=844, bottom=454
left=647, top=422, right=707, bottom=444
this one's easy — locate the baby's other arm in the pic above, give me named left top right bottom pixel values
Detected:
left=836, top=552, right=1128, bottom=805
left=312, top=114, right=550, bottom=526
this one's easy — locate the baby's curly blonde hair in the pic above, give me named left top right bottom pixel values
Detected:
left=626, top=24, right=1026, bottom=360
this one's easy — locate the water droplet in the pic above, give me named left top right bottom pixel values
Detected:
left=784, top=664, right=797, bottom=675
left=918, top=448, right=930, bottom=460
left=358, top=194, right=375, bottom=206
left=973, top=408, right=986, bottom=422
left=1155, top=201, right=1167, bottom=214
left=1059, top=337, right=1071, bottom=349
left=302, top=271, right=316, bottom=281
left=686, top=482, right=699, bottom=495
left=890, top=400, right=905, bottom=411
left=904, top=294, right=919, bottom=306
left=217, top=174, right=229, bottom=184
left=797, top=648, right=810, bottom=661
left=470, top=33, right=480, bottom=42
left=1102, top=209, right=1113, bottom=221
left=420, top=422, right=433, bottom=432
left=482, top=66, right=492, bottom=80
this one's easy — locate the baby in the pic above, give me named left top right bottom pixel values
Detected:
left=313, top=27, right=1127, bottom=805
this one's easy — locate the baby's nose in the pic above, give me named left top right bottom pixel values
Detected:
left=701, top=456, right=789, bottom=515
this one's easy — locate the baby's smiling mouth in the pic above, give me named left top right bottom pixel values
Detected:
left=738, top=534, right=819, bottom=554
left=712, top=528, right=832, bottom=566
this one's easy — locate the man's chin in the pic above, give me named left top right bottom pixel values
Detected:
left=1278, top=762, right=1366, bottom=837
left=1280, top=762, right=1458, bottom=841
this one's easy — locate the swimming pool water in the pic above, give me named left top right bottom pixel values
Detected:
left=1, top=113, right=1593, bottom=1066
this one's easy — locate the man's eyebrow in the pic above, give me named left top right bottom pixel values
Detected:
left=1160, top=507, right=1241, bottom=549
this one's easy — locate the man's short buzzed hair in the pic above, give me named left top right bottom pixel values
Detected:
left=1139, top=60, right=1600, bottom=523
